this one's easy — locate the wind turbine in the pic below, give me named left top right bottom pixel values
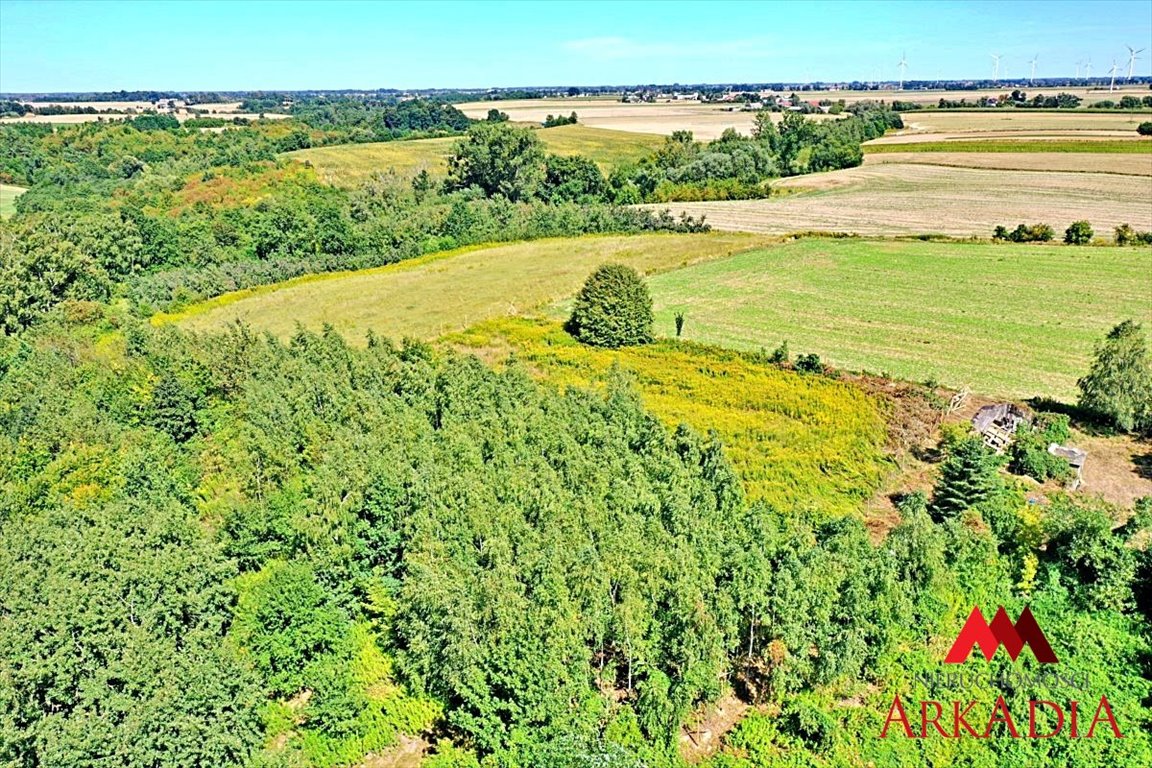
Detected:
left=897, top=52, right=908, bottom=90
left=1028, top=54, right=1038, bottom=85
left=1085, top=59, right=1092, bottom=80
left=991, top=53, right=1002, bottom=81
left=1126, top=45, right=1145, bottom=81
left=1075, top=60, right=1082, bottom=79
left=1108, top=60, right=1119, bottom=92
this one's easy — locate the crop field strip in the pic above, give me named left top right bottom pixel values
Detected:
left=645, top=163, right=1152, bottom=238
left=863, top=151, right=1152, bottom=175
left=631, top=238, right=1152, bottom=400
left=864, top=139, right=1151, bottom=153
left=160, top=232, right=777, bottom=341
left=286, top=123, right=665, bottom=186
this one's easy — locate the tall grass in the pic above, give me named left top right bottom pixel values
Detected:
left=449, top=316, right=891, bottom=515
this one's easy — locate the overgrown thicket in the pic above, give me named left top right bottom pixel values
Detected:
left=606, top=105, right=902, bottom=203
left=277, top=97, right=473, bottom=145
left=2, top=321, right=1149, bottom=768
left=442, top=107, right=901, bottom=207
left=0, top=118, right=703, bottom=333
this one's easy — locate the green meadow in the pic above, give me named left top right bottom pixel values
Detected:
left=640, top=237, right=1152, bottom=399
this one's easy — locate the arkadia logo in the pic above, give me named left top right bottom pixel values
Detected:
left=880, top=606, right=1124, bottom=740
left=944, top=606, right=1057, bottom=664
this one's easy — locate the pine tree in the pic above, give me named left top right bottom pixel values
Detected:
left=931, top=436, right=1002, bottom=519
left=567, top=263, right=654, bottom=348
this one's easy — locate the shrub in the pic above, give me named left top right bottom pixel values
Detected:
left=567, top=264, right=654, bottom=348
left=1138, top=121, right=1152, bottom=136
left=1009, top=413, right=1073, bottom=483
left=1114, top=223, right=1152, bottom=246
left=794, top=353, right=824, bottom=374
left=993, top=223, right=1053, bottom=242
left=768, top=340, right=790, bottom=365
left=1064, top=220, right=1093, bottom=245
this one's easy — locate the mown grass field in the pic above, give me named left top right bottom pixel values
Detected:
left=648, top=163, right=1152, bottom=238
left=0, top=184, right=26, bottom=218
left=865, top=139, right=1151, bottom=153
left=634, top=238, right=1152, bottom=400
left=448, top=316, right=890, bottom=514
left=160, top=232, right=776, bottom=340
left=286, top=124, right=664, bottom=186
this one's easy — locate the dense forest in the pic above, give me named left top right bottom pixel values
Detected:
left=1, top=316, right=1149, bottom=767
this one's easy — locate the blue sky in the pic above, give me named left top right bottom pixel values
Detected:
left=1, top=0, right=1149, bottom=92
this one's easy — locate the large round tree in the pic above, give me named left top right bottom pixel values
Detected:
left=567, top=263, right=654, bottom=348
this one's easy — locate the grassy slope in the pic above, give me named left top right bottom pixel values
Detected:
left=637, top=238, right=1152, bottom=400
left=286, top=124, right=664, bottom=186
left=449, top=317, right=889, bottom=514
left=161, top=232, right=776, bottom=341
left=0, top=184, right=26, bottom=218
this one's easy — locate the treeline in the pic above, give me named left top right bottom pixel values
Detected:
left=1, top=319, right=1149, bottom=767
left=921, top=91, right=1152, bottom=110
left=445, top=106, right=901, bottom=207
left=240, top=96, right=474, bottom=144
left=615, top=104, right=901, bottom=202
left=993, top=220, right=1152, bottom=245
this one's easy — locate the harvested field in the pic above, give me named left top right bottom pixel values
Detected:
left=864, top=151, right=1152, bottom=175
left=865, top=139, right=1150, bottom=153
left=875, top=110, right=1152, bottom=141
left=456, top=98, right=839, bottom=139
left=644, top=164, right=1152, bottom=238
left=286, top=124, right=665, bottom=185
left=160, top=232, right=775, bottom=340
left=638, top=238, right=1152, bottom=400
left=188, top=102, right=245, bottom=112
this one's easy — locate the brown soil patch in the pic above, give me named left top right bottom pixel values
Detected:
left=679, top=692, right=750, bottom=763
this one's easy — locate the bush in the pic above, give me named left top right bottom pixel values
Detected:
left=1138, top=121, right=1152, bottom=136
left=794, top=353, right=824, bottom=374
left=1064, top=220, right=1093, bottom=245
left=993, top=223, right=1054, bottom=242
left=1009, top=413, right=1073, bottom=483
left=1114, top=223, right=1152, bottom=246
left=567, top=263, right=654, bottom=348
left=768, top=340, right=790, bottom=365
